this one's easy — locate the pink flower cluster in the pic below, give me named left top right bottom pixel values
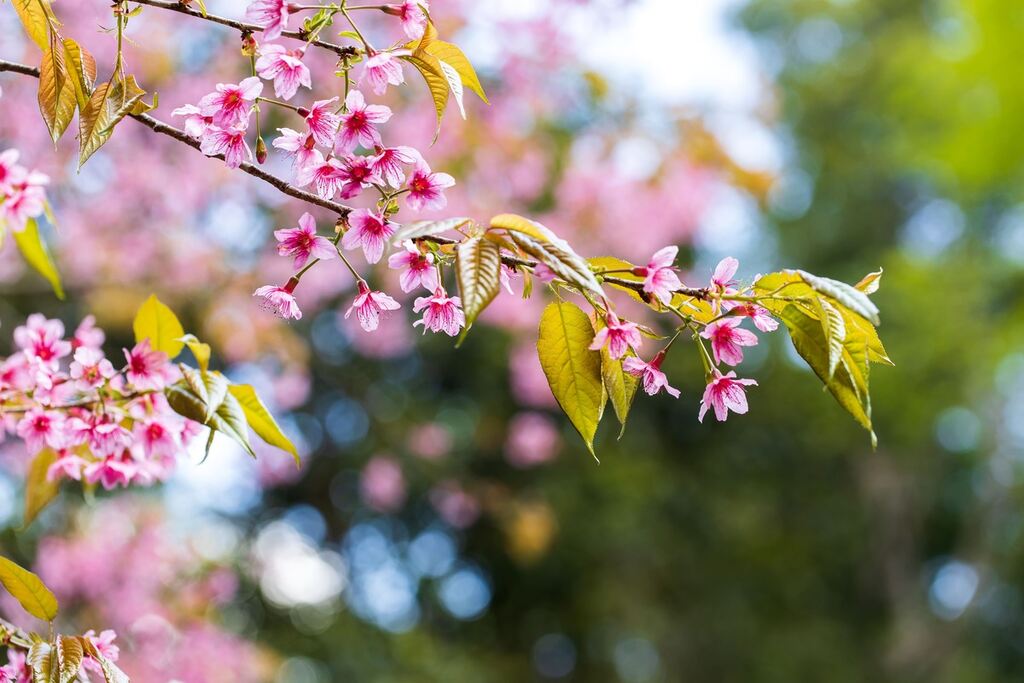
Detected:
left=0, top=315, right=201, bottom=490
left=1, top=629, right=120, bottom=683
left=0, top=148, right=48, bottom=235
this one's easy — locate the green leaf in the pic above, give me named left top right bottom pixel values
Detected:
left=796, top=269, right=880, bottom=326
left=28, top=640, right=54, bottom=683
left=854, top=268, right=883, bottom=295
left=56, top=635, right=83, bottom=683
left=456, top=237, right=502, bottom=331
left=537, top=302, right=606, bottom=459
left=815, top=297, right=846, bottom=380
left=62, top=38, right=97, bottom=111
left=38, top=32, right=76, bottom=145
left=166, top=376, right=255, bottom=457
left=181, top=365, right=228, bottom=422
left=78, top=75, right=147, bottom=168
left=178, top=334, right=211, bottom=373
left=22, top=448, right=59, bottom=528
left=133, top=294, right=185, bottom=358
left=0, top=555, right=59, bottom=621
left=600, top=348, right=639, bottom=439
left=13, top=218, right=64, bottom=299
left=492, top=214, right=605, bottom=297
left=12, top=0, right=53, bottom=50
left=422, top=39, right=489, bottom=104
left=402, top=54, right=449, bottom=142
left=391, top=216, right=471, bottom=243
left=228, top=384, right=300, bottom=465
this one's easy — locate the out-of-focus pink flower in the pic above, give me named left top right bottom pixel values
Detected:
left=83, top=629, right=120, bottom=668
left=372, top=145, right=419, bottom=188
left=406, top=161, right=455, bottom=212
left=336, top=90, right=391, bottom=153
left=407, top=422, right=452, bottom=460
left=1, top=649, right=29, bottom=683
left=303, top=97, right=341, bottom=148
left=199, top=126, right=252, bottom=169
left=699, top=369, right=757, bottom=422
left=124, top=339, right=175, bottom=391
left=386, top=0, right=429, bottom=40
left=72, top=315, right=104, bottom=350
left=0, top=164, right=48, bottom=233
left=361, top=51, right=406, bottom=96
left=255, top=44, right=311, bottom=100
left=198, top=77, right=262, bottom=128
left=735, top=303, right=779, bottom=333
left=16, top=408, right=65, bottom=452
left=387, top=240, right=438, bottom=292
left=254, top=283, right=302, bottom=320
left=589, top=312, right=642, bottom=360
left=413, top=288, right=465, bottom=336
left=623, top=351, right=680, bottom=398
left=430, top=480, right=480, bottom=529
left=171, top=104, right=213, bottom=139
left=635, top=246, right=682, bottom=305
left=272, top=127, right=318, bottom=171
left=14, top=314, right=71, bottom=368
left=69, top=347, right=115, bottom=390
left=342, top=208, right=395, bottom=264
left=84, top=455, right=137, bottom=490
left=47, top=451, right=88, bottom=482
left=345, top=281, right=401, bottom=332
left=499, top=264, right=518, bottom=295
left=533, top=263, right=557, bottom=284
left=505, top=412, right=560, bottom=468
left=274, top=212, right=336, bottom=268
left=700, top=318, right=758, bottom=367
left=360, top=456, right=406, bottom=512
left=245, top=0, right=291, bottom=39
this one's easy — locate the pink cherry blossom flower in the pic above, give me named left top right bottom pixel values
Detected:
left=711, top=257, right=739, bottom=291
left=274, top=212, right=336, bottom=268
left=245, top=0, right=291, bottom=40
left=360, top=456, right=406, bottom=512
left=84, top=455, right=137, bottom=490
left=735, top=303, right=779, bottom=332
left=700, top=318, right=758, bottom=367
left=303, top=97, right=341, bottom=148
left=67, top=415, right=132, bottom=458
left=534, top=263, right=557, bottom=284
left=623, top=351, right=680, bottom=398
left=336, top=155, right=382, bottom=199
left=255, top=44, right=311, bottom=100
left=371, top=145, right=419, bottom=188
left=199, top=126, right=252, bottom=169
left=387, top=0, right=429, bottom=40
left=361, top=51, right=406, bottom=96
left=413, top=288, right=466, bottom=336
left=387, top=240, right=438, bottom=292
left=0, top=148, right=20, bottom=188
left=133, top=418, right=180, bottom=459
left=14, top=314, right=71, bottom=368
left=72, top=315, right=105, bottom=350
left=698, top=369, right=758, bottom=422
left=345, top=281, right=401, bottom=332
left=272, top=127, right=318, bottom=171
left=69, top=346, right=115, bottom=390
left=16, top=408, right=65, bottom=452
left=171, top=104, right=214, bottom=139
left=0, top=171, right=48, bottom=233
left=342, top=208, right=395, bottom=264
left=499, top=264, right=517, bottom=294
left=294, top=151, right=345, bottom=198
left=589, top=313, right=642, bottom=360
left=406, top=161, right=455, bottom=212
left=635, top=245, right=683, bottom=305
left=504, top=411, right=560, bottom=468
left=124, top=339, right=175, bottom=391
left=1, top=649, right=29, bottom=683
left=335, top=90, right=391, bottom=153
left=254, top=282, right=303, bottom=320
left=47, top=451, right=89, bottom=482
left=198, top=77, right=262, bottom=127
left=83, top=629, right=120, bottom=666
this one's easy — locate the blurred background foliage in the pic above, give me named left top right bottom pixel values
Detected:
left=3, top=0, right=1024, bottom=681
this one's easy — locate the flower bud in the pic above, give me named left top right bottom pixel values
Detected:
left=296, top=106, right=310, bottom=118
left=255, top=137, right=268, bottom=164
left=241, top=32, right=258, bottom=57
left=380, top=4, right=403, bottom=16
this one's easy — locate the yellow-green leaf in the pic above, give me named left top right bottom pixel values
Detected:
left=133, top=294, right=185, bottom=358
left=22, top=448, right=59, bottom=528
left=13, top=218, right=64, bottom=299
left=78, top=75, right=147, bottom=168
left=537, top=302, right=606, bottom=459
left=589, top=256, right=649, bottom=306
left=391, top=216, right=471, bottom=242
left=56, top=636, right=83, bottom=683
left=12, top=0, right=54, bottom=50
left=422, top=39, right=488, bottom=104
left=600, top=348, right=638, bottom=439
left=796, top=269, right=880, bottom=326
left=167, top=378, right=255, bottom=457
left=38, top=32, right=76, bottom=145
left=456, top=237, right=502, bottom=330
left=62, top=38, right=96, bottom=111
left=181, top=365, right=228, bottom=421
left=816, top=297, right=846, bottom=380
left=228, top=384, right=299, bottom=465
left=494, top=214, right=604, bottom=297
left=178, top=333, right=211, bottom=373
left=0, top=555, right=58, bottom=621
left=28, top=640, right=54, bottom=683
left=854, top=268, right=883, bottom=295
left=402, top=54, right=449, bottom=142
left=79, top=638, right=129, bottom=683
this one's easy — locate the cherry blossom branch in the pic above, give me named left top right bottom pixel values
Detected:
left=0, top=59, right=353, bottom=217
left=127, top=0, right=358, bottom=57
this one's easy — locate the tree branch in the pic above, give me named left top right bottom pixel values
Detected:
left=128, top=0, right=358, bottom=57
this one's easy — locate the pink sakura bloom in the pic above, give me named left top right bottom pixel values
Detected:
left=345, top=281, right=402, bottom=332
left=335, top=90, right=391, bottom=153
left=362, top=51, right=406, bottom=96
left=67, top=415, right=132, bottom=458
left=295, top=151, right=345, bottom=198
left=275, top=212, right=336, bottom=268
left=336, top=154, right=382, bottom=199
left=342, top=208, right=395, bottom=264
left=14, top=314, right=71, bottom=368
left=1, top=649, right=29, bottom=683
left=46, top=451, right=88, bottom=482
left=255, top=44, right=311, bottom=100
left=0, top=356, right=32, bottom=392
left=133, top=418, right=180, bottom=459
left=16, top=408, right=65, bottom=452
left=623, top=350, right=680, bottom=398
left=84, top=454, right=137, bottom=490
left=0, top=148, right=21, bottom=189
left=171, top=104, right=214, bottom=139
left=200, top=126, right=252, bottom=169
left=589, top=313, right=642, bottom=360
left=499, top=264, right=517, bottom=295
left=387, top=240, right=438, bottom=292
left=700, top=318, right=758, bottom=367
left=245, top=0, right=291, bottom=40
left=534, top=263, right=557, bottom=284
left=83, top=629, right=120, bottom=668
left=386, top=0, right=429, bottom=40
left=254, top=281, right=302, bottom=320
left=124, top=339, right=176, bottom=391
left=72, top=315, right=105, bottom=350
left=1, top=172, right=48, bottom=232
left=198, top=77, right=262, bottom=127
left=69, top=346, right=115, bottom=390
left=273, top=127, right=318, bottom=171
left=698, top=369, right=758, bottom=422
left=413, top=288, right=466, bottom=336
left=406, top=161, right=455, bottom=212
left=302, top=96, right=341, bottom=148
left=710, top=257, right=739, bottom=292
left=635, top=246, right=683, bottom=305
left=372, top=145, right=419, bottom=188
left=735, top=303, right=779, bottom=332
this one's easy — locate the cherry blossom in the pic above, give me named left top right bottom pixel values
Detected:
left=124, top=339, right=177, bottom=391
left=735, top=303, right=780, bottom=332
left=387, top=0, right=430, bottom=40
left=589, top=313, right=642, bottom=360
left=623, top=351, right=681, bottom=398
left=335, top=90, right=391, bottom=153
left=0, top=154, right=48, bottom=233
left=635, top=246, right=683, bottom=305
left=698, top=370, right=758, bottom=422
left=272, top=127, right=318, bottom=171
left=700, top=318, right=758, bottom=367
left=199, top=126, right=252, bottom=169
left=245, top=0, right=291, bottom=40
left=69, top=347, right=116, bottom=390
left=295, top=151, right=345, bottom=198
left=254, top=283, right=303, bottom=320
left=362, top=51, right=406, bottom=96
left=372, top=145, right=420, bottom=188
left=406, top=161, right=455, bottom=212
left=275, top=212, right=337, bottom=268
left=171, top=104, right=213, bottom=139
left=413, top=288, right=466, bottom=336
left=388, top=240, right=439, bottom=292
left=255, top=44, right=311, bottom=100
left=345, top=281, right=402, bottom=332
left=303, top=96, right=342, bottom=148
left=342, top=208, right=395, bottom=264
left=335, top=154, right=382, bottom=199
left=16, top=408, right=66, bottom=452
left=197, top=77, right=262, bottom=128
